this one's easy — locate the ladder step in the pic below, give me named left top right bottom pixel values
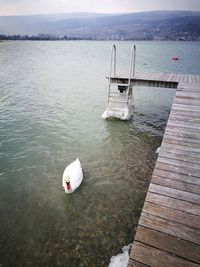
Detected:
left=107, top=107, right=127, bottom=112
left=109, top=100, right=127, bottom=103
left=110, top=83, right=129, bottom=87
left=117, top=83, right=129, bottom=87
left=110, top=93, right=128, bottom=96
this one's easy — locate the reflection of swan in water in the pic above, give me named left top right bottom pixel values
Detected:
left=62, top=158, right=83, bottom=194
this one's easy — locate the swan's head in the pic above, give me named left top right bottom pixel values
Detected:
left=64, top=175, right=73, bottom=193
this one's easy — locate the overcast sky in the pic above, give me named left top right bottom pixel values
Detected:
left=0, top=0, right=199, bottom=16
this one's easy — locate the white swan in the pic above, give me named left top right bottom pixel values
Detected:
left=62, top=158, right=83, bottom=193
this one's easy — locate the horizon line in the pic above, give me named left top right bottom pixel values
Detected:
left=0, top=9, right=199, bottom=17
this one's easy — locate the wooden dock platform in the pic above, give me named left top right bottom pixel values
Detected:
left=118, top=72, right=200, bottom=267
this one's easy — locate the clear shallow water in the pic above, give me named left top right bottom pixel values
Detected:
left=0, top=41, right=200, bottom=267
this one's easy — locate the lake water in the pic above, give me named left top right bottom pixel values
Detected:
left=0, top=41, right=200, bottom=267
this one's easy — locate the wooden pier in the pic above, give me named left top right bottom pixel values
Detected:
left=118, top=72, right=200, bottom=267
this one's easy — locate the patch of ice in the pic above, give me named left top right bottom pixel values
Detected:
left=156, top=146, right=161, bottom=154
left=108, top=244, right=131, bottom=267
left=101, top=109, right=109, bottom=119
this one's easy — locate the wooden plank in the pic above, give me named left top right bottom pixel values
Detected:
left=155, top=161, right=200, bottom=180
left=140, top=72, right=153, bottom=80
left=134, top=71, right=142, bottom=79
left=170, top=108, right=200, bottom=116
left=163, top=134, right=200, bottom=146
left=195, top=75, right=200, bottom=84
left=144, top=72, right=155, bottom=80
left=172, top=73, right=180, bottom=82
left=159, top=146, right=200, bottom=159
left=183, top=75, right=189, bottom=83
left=174, top=97, right=200, bottom=106
left=189, top=74, right=193, bottom=84
left=143, top=201, right=200, bottom=229
left=174, top=74, right=180, bottom=82
left=130, top=241, right=200, bottom=267
left=160, top=72, right=168, bottom=81
left=180, top=87, right=200, bottom=93
left=154, top=72, right=164, bottom=81
left=179, top=74, right=185, bottom=83
left=164, top=131, right=200, bottom=143
left=178, top=74, right=185, bottom=83
left=148, top=72, right=159, bottom=80
left=134, top=73, right=144, bottom=79
left=162, top=138, right=200, bottom=155
left=167, top=121, right=200, bottom=132
left=177, top=74, right=184, bottom=83
left=166, top=73, right=174, bottom=82
left=135, top=226, right=200, bottom=264
left=146, top=192, right=200, bottom=216
left=155, top=72, right=163, bottom=81
left=170, top=115, right=200, bottom=125
left=128, top=259, right=149, bottom=267
left=171, top=102, right=200, bottom=111
left=159, top=150, right=200, bottom=165
left=136, top=72, right=150, bottom=79
left=178, top=82, right=200, bottom=89
left=177, top=87, right=200, bottom=93
left=152, top=175, right=200, bottom=194
left=169, top=109, right=200, bottom=118
left=158, top=72, right=167, bottom=82
left=171, top=103, right=200, bottom=110
left=150, top=72, right=158, bottom=80
left=162, top=72, right=171, bottom=82
left=161, top=141, right=200, bottom=155
left=176, top=91, right=200, bottom=99
left=191, top=75, right=197, bottom=84
left=170, top=110, right=200, bottom=119
left=170, top=112, right=200, bottom=121
left=139, top=212, right=200, bottom=245
left=158, top=157, right=200, bottom=171
left=153, top=168, right=200, bottom=185
left=170, top=73, right=176, bottom=82
left=164, top=129, right=200, bottom=141
left=149, top=183, right=200, bottom=204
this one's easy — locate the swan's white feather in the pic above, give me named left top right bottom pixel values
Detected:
left=62, top=158, right=83, bottom=193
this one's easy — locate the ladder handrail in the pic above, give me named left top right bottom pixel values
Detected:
left=126, top=45, right=136, bottom=103
left=108, top=45, right=116, bottom=103
left=107, top=44, right=136, bottom=104
left=128, top=45, right=136, bottom=84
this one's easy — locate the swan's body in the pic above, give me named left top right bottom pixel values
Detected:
left=62, top=158, right=83, bottom=193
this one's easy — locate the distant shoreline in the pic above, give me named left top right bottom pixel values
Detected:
left=1, top=35, right=200, bottom=42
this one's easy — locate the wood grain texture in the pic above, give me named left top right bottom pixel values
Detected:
left=130, top=241, right=200, bottom=267
left=149, top=183, right=200, bottom=204
left=139, top=212, right=200, bottom=245
left=128, top=259, right=149, bottom=267
left=146, top=192, right=200, bottom=216
left=151, top=175, right=200, bottom=194
left=143, top=201, right=200, bottom=229
left=153, top=168, right=200, bottom=185
left=134, top=226, right=200, bottom=264
left=113, top=72, right=200, bottom=266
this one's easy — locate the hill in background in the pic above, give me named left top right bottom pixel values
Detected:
left=0, top=11, right=200, bottom=40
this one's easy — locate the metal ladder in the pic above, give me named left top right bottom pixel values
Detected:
left=103, top=45, right=136, bottom=118
left=107, top=44, right=136, bottom=105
